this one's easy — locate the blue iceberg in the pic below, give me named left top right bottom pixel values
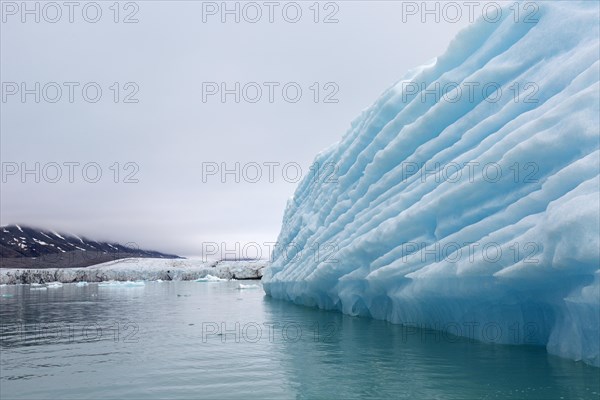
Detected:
left=263, top=2, right=600, bottom=366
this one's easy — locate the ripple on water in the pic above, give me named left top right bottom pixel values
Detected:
left=0, top=281, right=598, bottom=400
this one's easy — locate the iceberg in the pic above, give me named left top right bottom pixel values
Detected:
left=237, top=283, right=260, bottom=290
left=263, top=2, right=600, bottom=366
left=98, top=280, right=145, bottom=288
left=195, top=275, right=228, bottom=282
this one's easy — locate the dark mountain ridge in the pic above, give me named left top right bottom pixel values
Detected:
left=1, top=224, right=181, bottom=269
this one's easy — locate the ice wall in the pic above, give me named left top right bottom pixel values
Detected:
left=263, top=2, right=600, bottom=366
left=0, top=258, right=266, bottom=284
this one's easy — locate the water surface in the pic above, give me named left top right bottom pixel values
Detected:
left=1, top=281, right=598, bottom=399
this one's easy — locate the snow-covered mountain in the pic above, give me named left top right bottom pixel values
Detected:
left=1, top=224, right=181, bottom=268
left=263, top=2, right=599, bottom=366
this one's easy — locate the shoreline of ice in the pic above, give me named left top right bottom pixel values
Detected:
left=0, top=258, right=267, bottom=284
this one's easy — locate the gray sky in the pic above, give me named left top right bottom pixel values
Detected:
left=1, top=1, right=472, bottom=257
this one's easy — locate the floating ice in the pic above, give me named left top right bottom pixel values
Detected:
left=263, top=2, right=600, bottom=366
left=75, top=281, right=89, bottom=287
left=98, top=281, right=145, bottom=288
left=195, top=275, right=228, bottom=282
left=46, top=282, right=63, bottom=288
left=238, top=284, right=260, bottom=290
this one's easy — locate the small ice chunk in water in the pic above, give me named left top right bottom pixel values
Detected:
left=195, top=275, right=227, bottom=282
left=98, top=281, right=145, bottom=287
left=237, top=284, right=260, bottom=290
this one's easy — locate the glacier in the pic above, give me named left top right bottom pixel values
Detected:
left=263, top=2, right=600, bottom=366
left=0, top=258, right=267, bottom=284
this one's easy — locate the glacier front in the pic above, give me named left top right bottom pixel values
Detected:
left=263, top=2, right=600, bottom=366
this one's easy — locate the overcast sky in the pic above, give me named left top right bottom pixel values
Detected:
left=1, top=1, right=473, bottom=257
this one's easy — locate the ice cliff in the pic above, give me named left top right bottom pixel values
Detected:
left=263, top=2, right=600, bottom=366
left=0, top=258, right=266, bottom=284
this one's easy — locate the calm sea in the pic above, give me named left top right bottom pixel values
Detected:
left=1, top=281, right=598, bottom=399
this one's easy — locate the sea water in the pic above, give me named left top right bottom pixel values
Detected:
left=0, top=281, right=598, bottom=399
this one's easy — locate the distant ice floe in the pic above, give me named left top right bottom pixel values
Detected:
left=195, top=275, right=228, bottom=282
left=238, top=284, right=260, bottom=290
left=98, top=281, right=145, bottom=288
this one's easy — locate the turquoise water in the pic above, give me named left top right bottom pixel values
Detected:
left=0, top=281, right=598, bottom=399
